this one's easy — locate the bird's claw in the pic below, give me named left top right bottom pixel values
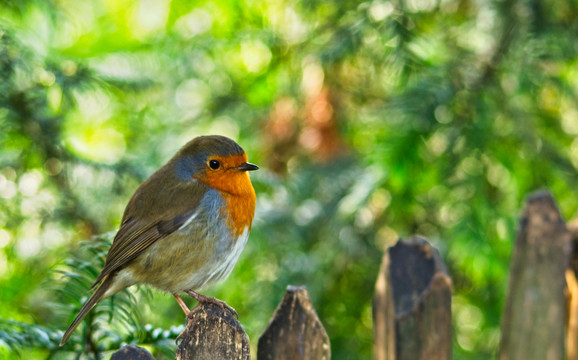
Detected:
left=184, top=290, right=238, bottom=319
left=175, top=326, right=187, bottom=345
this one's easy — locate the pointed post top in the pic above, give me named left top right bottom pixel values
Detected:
left=258, top=285, right=330, bottom=360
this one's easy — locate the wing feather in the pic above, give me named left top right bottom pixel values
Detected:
left=91, top=178, right=206, bottom=288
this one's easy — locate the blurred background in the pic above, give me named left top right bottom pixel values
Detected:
left=1, top=0, right=577, bottom=358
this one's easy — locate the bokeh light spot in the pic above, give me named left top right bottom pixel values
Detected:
left=18, top=170, right=43, bottom=197
left=174, top=8, right=213, bottom=38
left=369, top=1, right=394, bottom=22
left=66, top=127, right=127, bottom=165
left=241, top=40, right=272, bottom=74
left=0, top=175, right=17, bottom=199
left=0, top=229, right=11, bottom=248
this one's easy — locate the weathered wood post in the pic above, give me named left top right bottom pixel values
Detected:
left=258, top=285, right=330, bottom=360
left=373, top=236, right=452, bottom=360
left=111, top=345, right=155, bottom=360
left=176, top=302, right=250, bottom=360
left=499, top=191, right=571, bottom=360
left=567, top=219, right=578, bottom=360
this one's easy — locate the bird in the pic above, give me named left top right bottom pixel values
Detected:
left=60, top=135, right=258, bottom=346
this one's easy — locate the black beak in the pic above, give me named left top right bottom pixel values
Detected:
left=237, top=162, right=259, bottom=171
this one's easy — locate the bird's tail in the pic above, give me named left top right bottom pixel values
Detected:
left=59, top=274, right=114, bottom=346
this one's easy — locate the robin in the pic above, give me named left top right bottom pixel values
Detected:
left=60, top=135, right=258, bottom=346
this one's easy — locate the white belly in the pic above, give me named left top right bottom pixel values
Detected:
left=181, top=226, right=250, bottom=291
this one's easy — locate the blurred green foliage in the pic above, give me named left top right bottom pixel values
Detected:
left=1, top=0, right=577, bottom=358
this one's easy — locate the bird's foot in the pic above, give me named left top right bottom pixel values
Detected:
left=184, top=289, right=238, bottom=319
left=176, top=327, right=187, bottom=345
left=175, top=290, right=238, bottom=344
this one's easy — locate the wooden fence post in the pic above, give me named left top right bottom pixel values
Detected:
left=499, top=191, right=571, bottom=360
left=257, top=285, right=330, bottom=360
left=176, top=302, right=250, bottom=360
left=567, top=219, right=578, bottom=360
left=111, top=345, right=155, bottom=360
left=373, top=236, right=452, bottom=360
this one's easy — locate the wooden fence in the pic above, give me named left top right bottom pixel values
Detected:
left=110, top=190, right=577, bottom=359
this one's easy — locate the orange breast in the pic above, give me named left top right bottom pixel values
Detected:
left=198, top=154, right=257, bottom=236
left=220, top=186, right=256, bottom=236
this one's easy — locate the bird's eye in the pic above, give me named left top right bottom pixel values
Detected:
left=208, top=160, right=220, bottom=170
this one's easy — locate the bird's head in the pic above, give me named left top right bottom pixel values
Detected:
left=172, top=135, right=259, bottom=196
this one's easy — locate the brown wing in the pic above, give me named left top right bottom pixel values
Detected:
left=91, top=175, right=207, bottom=288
